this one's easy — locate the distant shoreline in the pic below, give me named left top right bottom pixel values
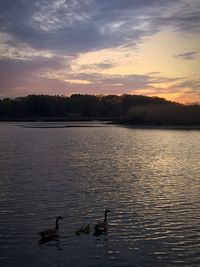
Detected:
left=0, top=116, right=114, bottom=122
left=117, top=124, right=200, bottom=130
left=0, top=117, right=200, bottom=130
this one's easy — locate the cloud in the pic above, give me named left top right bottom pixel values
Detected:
left=47, top=71, right=182, bottom=94
left=0, top=56, right=67, bottom=71
left=0, top=55, right=70, bottom=95
left=174, top=51, right=198, bottom=60
left=151, top=1, right=200, bottom=33
left=0, top=0, right=199, bottom=102
left=159, top=78, right=200, bottom=103
left=132, top=77, right=200, bottom=104
left=1, top=0, right=200, bottom=56
left=170, top=79, right=200, bottom=90
left=77, top=61, right=115, bottom=71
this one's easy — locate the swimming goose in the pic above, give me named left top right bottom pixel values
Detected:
left=94, top=209, right=110, bottom=236
left=75, top=224, right=91, bottom=235
left=39, top=216, right=63, bottom=240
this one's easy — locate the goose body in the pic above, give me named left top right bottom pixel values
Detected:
left=39, top=228, right=60, bottom=238
left=95, top=220, right=108, bottom=231
left=75, top=224, right=91, bottom=235
left=94, top=209, right=110, bottom=236
left=39, top=216, right=63, bottom=240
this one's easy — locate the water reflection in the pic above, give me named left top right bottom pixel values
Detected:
left=0, top=123, right=199, bottom=266
left=38, top=236, right=62, bottom=250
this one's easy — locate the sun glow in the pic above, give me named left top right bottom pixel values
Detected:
left=64, top=79, right=92, bottom=85
left=69, top=29, right=200, bottom=103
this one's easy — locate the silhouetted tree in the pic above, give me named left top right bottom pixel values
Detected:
left=0, top=94, right=199, bottom=125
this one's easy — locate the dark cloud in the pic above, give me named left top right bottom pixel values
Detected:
left=174, top=51, right=198, bottom=60
left=1, top=0, right=199, bottom=55
left=0, top=56, right=67, bottom=72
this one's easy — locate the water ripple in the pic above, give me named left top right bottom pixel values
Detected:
left=0, top=123, right=199, bottom=266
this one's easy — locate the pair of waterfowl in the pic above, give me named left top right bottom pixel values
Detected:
left=38, top=209, right=111, bottom=242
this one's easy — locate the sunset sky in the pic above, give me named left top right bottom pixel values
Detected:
left=0, top=0, right=200, bottom=103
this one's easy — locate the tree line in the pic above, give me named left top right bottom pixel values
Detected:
left=0, top=94, right=199, bottom=125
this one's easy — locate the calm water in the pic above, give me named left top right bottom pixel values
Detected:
left=0, top=122, right=200, bottom=267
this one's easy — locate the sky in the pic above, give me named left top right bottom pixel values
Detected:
left=0, top=0, right=200, bottom=103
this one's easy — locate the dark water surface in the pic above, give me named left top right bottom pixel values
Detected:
left=0, top=122, right=199, bottom=267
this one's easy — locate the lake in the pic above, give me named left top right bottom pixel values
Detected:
left=0, top=122, right=199, bottom=267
